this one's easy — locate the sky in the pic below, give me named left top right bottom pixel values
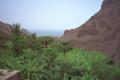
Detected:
left=0, top=0, right=103, bottom=31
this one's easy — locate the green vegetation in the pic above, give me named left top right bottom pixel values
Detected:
left=0, top=24, right=120, bottom=80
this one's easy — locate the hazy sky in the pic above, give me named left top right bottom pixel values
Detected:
left=0, top=0, right=103, bottom=30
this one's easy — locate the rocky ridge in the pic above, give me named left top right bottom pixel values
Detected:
left=63, top=0, right=120, bottom=60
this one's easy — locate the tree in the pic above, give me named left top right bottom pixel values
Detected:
left=31, top=33, right=37, bottom=43
left=51, top=41, right=72, bottom=55
left=29, top=33, right=43, bottom=54
left=11, top=23, right=21, bottom=36
left=61, top=41, right=72, bottom=55
left=40, top=36, right=54, bottom=48
left=10, top=23, right=24, bottom=56
left=30, top=33, right=37, bottom=50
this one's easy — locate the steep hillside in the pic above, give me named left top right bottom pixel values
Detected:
left=63, top=0, right=120, bottom=60
left=0, top=21, right=31, bottom=51
left=0, top=21, right=31, bottom=36
left=0, top=21, right=12, bottom=37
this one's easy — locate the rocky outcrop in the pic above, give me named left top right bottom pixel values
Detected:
left=63, top=0, right=120, bottom=60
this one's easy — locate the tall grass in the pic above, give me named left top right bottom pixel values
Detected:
left=0, top=48, right=120, bottom=80
left=0, top=49, right=49, bottom=80
left=58, top=48, right=120, bottom=80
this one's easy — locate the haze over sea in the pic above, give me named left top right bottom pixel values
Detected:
left=30, top=30, right=64, bottom=37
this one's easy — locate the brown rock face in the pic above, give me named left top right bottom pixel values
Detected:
left=63, top=0, right=120, bottom=60
left=0, top=21, right=12, bottom=37
left=0, top=21, right=31, bottom=36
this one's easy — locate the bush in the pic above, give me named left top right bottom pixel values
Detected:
left=0, top=41, right=120, bottom=80
left=58, top=48, right=120, bottom=80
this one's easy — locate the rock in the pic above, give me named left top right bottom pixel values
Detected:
left=0, top=69, right=21, bottom=80
left=63, top=0, right=120, bottom=60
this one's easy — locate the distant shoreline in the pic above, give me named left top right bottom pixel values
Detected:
left=29, top=30, right=64, bottom=37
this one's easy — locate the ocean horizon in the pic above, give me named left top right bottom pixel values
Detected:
left=29, top=30, right=64, bottom=37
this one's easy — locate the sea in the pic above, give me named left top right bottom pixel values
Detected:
left=29, top=30, right=64, bottom=37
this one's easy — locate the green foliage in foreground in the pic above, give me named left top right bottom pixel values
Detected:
left=58, top=49, right=108, bottom=70
left=0, top=24, right=120, bottom=80
left=0, top=48, right=120, bottom=80
left=58, top=49, right=120, bottom=80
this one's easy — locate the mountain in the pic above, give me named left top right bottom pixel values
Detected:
left=0, top=21, right=12, bottom=37
left=63, top=0, right=120, bottom=60
left=0, top=21, right=31, bottom=51
left=0, top=21, right=31, bottom=36
left=21, top=28, right=31, bottom=36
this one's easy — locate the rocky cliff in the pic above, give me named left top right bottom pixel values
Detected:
left=63, top=0, right=120, bottom=60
